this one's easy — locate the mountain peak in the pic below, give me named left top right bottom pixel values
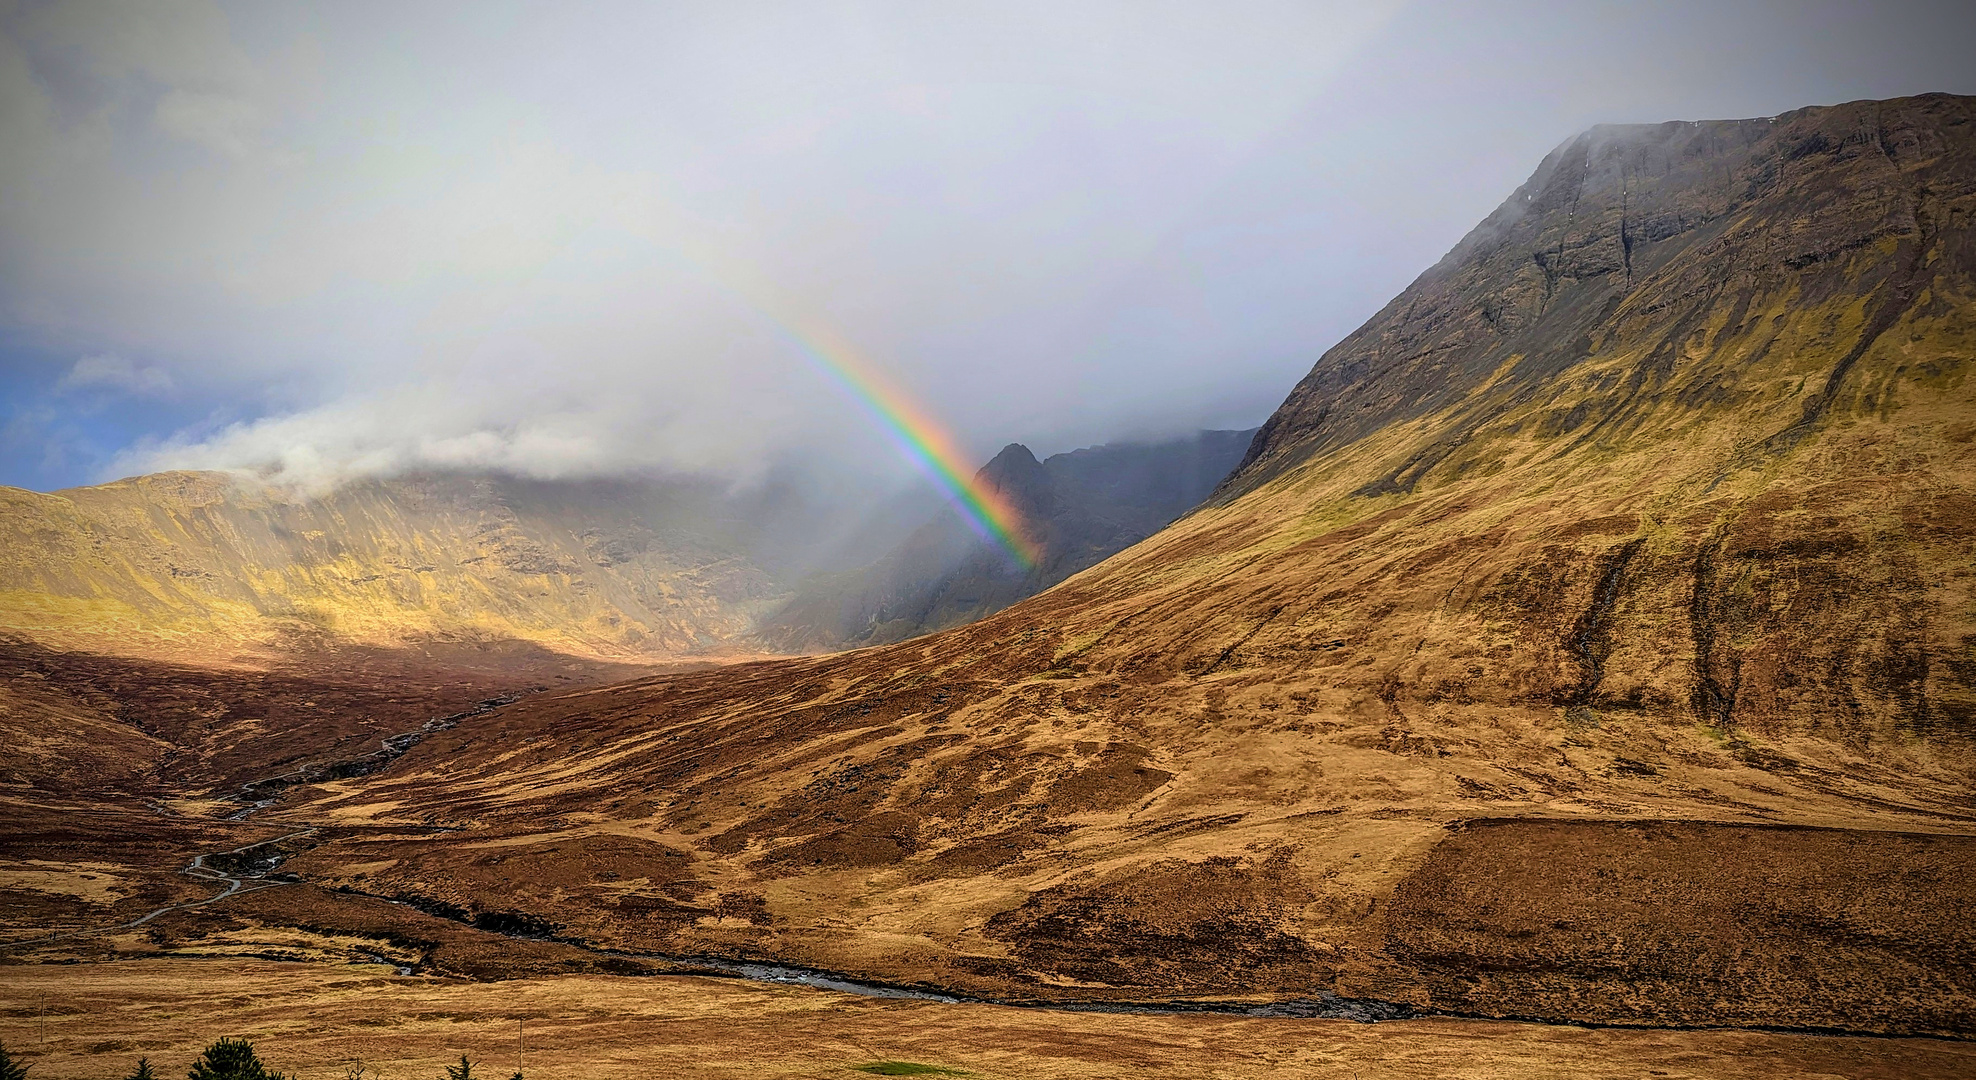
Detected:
left=974, top=443, right=1050, bottom=508
left=979, top=442, right=1041, bottom=475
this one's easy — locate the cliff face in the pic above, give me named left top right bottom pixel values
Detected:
left=1231, top=93, right=1970, bottom=498
left=758, top=429, right=1256, bottom=650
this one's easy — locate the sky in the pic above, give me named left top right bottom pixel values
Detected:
left=2, top=0, right=1973, bottom=496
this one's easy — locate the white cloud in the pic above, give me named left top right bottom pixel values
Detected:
left=154, top=88, right=264, bottom=160
left=54, top=355, right=175, bottom=397
left=1, top=1, right=1403, bottom=490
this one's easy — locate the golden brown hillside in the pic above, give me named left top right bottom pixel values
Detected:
left=0, top=470, right=792, bottom=663
left=220, top=94, right=1976, bottom=1035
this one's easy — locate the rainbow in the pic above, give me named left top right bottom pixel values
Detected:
left=762, top=318, right=1041, bottom=570
left=632, top=235, right=1038, bottom=568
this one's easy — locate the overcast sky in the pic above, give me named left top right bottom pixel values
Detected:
left=2, top=0, right=1972, bottom=494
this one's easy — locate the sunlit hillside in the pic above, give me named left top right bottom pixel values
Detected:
left=0, top=470, right=801, bottom=662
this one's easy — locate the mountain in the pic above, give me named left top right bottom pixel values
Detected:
left=0, top=434, right=1258, bottom=800
left=0, top=433, right=1255, bottom=665
left=760, top=429, right=1257, bottom=650
left=0, top=470, right=824, bottom=663
left=263, top=94, right=1976, bottom=1036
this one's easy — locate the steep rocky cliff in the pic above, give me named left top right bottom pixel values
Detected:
left=1233, top=95, right=1967, bottom=493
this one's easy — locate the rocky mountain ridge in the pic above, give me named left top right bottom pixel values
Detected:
left=1228, top=94, right=1968, bottom=498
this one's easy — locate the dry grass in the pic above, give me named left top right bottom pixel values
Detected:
left=4, top=960, right=1973, bottom=1080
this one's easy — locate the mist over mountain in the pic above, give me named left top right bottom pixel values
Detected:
left=0, top=469, right=799, bottom=662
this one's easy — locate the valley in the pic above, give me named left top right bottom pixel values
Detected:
left=4, top=92, right=1976, bottom=1077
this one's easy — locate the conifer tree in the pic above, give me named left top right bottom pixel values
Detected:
left=441, top=1055, right=476, bottom=1080
left=187, top=1037, right=283, bottom=1080
left=124, top=1059, right=157, bottom=1080
left=0, top=1040, right=27, bottom=1080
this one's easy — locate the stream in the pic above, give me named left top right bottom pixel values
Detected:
left=0, top=829, right=316, bottom=951
left=15, top=696, right=1966, bottom=1040
left=349, top=883, right=1416, bottom=1022
left=24, top=696, right=1420, bottom=1023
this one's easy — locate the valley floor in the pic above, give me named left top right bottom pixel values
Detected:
left=4, top=959, right=1973, bottom=1080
